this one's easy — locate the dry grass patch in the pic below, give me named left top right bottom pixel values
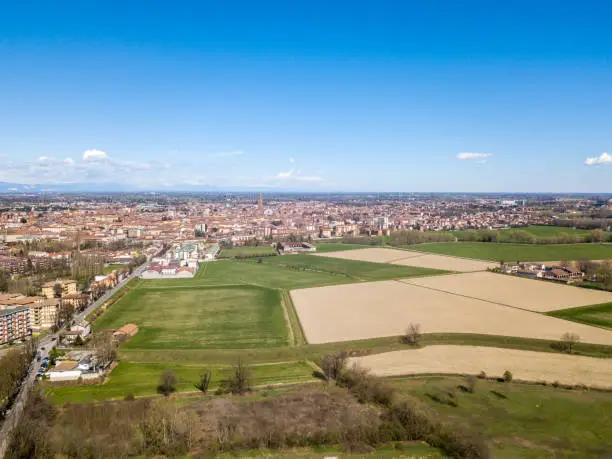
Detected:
left=403, top=271, right=612, bottom=312
left=291, top=281, right=612, bottom=345
left=351, top=345, right=612, bottom=389
left=315, top=247, right=495, bottom=272
left=391, top=254, right=495, bottom=272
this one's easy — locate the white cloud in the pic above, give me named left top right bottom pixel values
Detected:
left=457, top=152, right=493, bottom=160
left=8, top=187, right=17, bottom=191
left=276, top=169, right=294, bottom=179
left=83, top=149, right=109, bottom=161
left=38, top=156, right=51, bottom=162
left=63, top=158, right=74, bottom=165
left=584, top=152, right=612, bottom=166
left=289, top=157, right=295, bottom=163
left=274, top=168, right=323, bottom=182
left=208, top=150, right=244, bottom=158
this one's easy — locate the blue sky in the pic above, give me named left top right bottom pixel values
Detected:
left=0, top=1, right=611, bottom=192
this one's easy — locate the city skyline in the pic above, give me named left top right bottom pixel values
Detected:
left=1, top=1, right=611, bottom=192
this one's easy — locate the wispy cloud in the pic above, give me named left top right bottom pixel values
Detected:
left=274, top=168, right=323, bottom=182
left=208, top=150, right=244, bottom=158
left=289, top=157, right=295, bottom=163
left=584, top=152, right=612, bottom=166
left=457, top=152, right=493, bottom=160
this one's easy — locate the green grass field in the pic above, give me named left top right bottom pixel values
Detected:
left=251, top=254, right=445, bottom=282
left=94, top=285, right=288, bottom=349
left=392, top=376, right=612, bottom=458
left=516, top=225, right=592, bottom=237
left=212, top=444, right=442, bottom=458
left=312, top=243, right=369, bottom=253
left=548, top=302, right=612, bottom=330
left=414, top=242, right=612, bottom=261
left=47, top=360, right=316, bottom=403
left=220, top=246, right=277, bottom=258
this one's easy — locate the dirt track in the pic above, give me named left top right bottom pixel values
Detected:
left=350, top=345, right=612, bottom=388
left=403, top=271, right=612, bottom=312
left=291, top=280, right=612, bottom=345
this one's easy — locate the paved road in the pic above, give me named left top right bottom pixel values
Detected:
left=0, top=263, right=147, bottom=457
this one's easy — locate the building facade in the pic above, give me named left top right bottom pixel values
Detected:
left=0, top=306, right=30, bottom=344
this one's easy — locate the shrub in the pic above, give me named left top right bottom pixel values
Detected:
left=478, top=371, right=487, bottom=379
left=157, top=369, right=179, bottom=396
left=124, top=393, right=135, bottom=401
left=561, top=332, right=580, bottom=354
left=321, top=352, right=348, bottom=381
left=431, top=423, right=492, bottom=459
left=503, top=370, right=513, bottom=383
left=401, top=323, right=422, bottom=346
left=461, top=375, right=477, bottom=393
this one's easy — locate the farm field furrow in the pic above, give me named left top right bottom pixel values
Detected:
left=351, top=345, right=612, bottom=388
left=291, top=280, right=612, bottom=345
left=402, top=271, right=612, bottom=312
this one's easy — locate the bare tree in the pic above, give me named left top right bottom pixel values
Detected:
left=92, top=331, right=117, bottom=368
left=157, top=369, right=179, bottom=396
left=321, top=352, right=348, bottom=381
left=561, top=332, right=580, bottom=354
left=194, top=369, right=212, bottom=393
left=219, top=359, right=252, bottom=395
left=401, top=323, right=422, bottom=346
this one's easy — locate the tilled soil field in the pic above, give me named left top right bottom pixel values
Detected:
left=291, top=280, right=612, bottom=345
left=402, top=271, right=612, bottom=312
left=350, top=345, right=612, bottom=388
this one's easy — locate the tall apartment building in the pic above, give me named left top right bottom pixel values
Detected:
left=0, top=256, right=28, bottom=274
left=41, top=279, right=78, bottom=299
left=28, top=299, right=60, bottom=332
left=0, top=306, right=30, bottom=344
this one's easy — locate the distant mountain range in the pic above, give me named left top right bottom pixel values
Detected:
left=0, top=181, right=306, bottom=194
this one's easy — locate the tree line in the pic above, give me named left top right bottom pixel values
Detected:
left=0, top=340, right=37, bottom=419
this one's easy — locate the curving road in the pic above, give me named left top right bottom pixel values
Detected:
left=0, top=263, right=147, bottom=457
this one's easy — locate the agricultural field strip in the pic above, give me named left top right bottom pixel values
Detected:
left=291, top=280, right=612, bottom=345
left=351, top=345, right=612, bottom=388
left=315, top=247, right=495, bottom=272
left=401, top=271, right=612, bottom=313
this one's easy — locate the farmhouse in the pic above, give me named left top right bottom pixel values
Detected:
left=140, top=263, right=197, bottom=278
left=278, top=241, right=316, bottom=254
left=113, top=323, right=139, bottom=339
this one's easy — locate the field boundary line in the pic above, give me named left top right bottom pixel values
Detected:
left=279, top=290, right=295, bottom=347
left=281, top=290, right=308, bottom=346
left=394, top=278, right=562, bottom=315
